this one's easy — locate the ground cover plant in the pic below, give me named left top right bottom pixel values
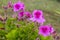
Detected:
left=0, top=0, right=60, bottom=40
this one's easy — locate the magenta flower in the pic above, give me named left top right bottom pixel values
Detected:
left=38, top=25, right=54, bottom=36
left=25, top=12, right=32, bottom=18
left=29, top=10, right=45, bottom=24
left=18, top=11, right=24, bottom=20
left=13, top=1, right=24, bottom=12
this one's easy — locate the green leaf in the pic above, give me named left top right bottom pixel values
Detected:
left=6, top=29, right=18, bottom=40
left=39, top=35, right=52, bottom=40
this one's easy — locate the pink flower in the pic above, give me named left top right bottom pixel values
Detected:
left=8, top=1, right=12, bottom=8
left=29, top=10, right=45, bottom=24
left=13, top=1, right=24, bottom=12
left=38, top=25, right=54, bottom=36
left=25, top=12, right=32, bottom=18
left=18, top=11, right=24, bottom=20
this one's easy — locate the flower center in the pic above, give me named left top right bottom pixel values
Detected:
left=34, top=11, right=41, bottom=18
left=15, top=4, right=20, bottom=9
left=42, top=27, right=47, bottom=33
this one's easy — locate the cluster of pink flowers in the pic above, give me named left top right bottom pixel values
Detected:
left=8, top=1, right=54, bottom=37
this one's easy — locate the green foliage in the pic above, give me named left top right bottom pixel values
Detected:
left=39, top=35, right=53, bottom=40
left=5, top=18, right=17, bottom=32
left=6, top=29, right=19, bottom=40
left=0, top=30, right=6, bottom=40
left=18, top=23, right=38, bottom=40
left=0, top=18, right=38, bottom=40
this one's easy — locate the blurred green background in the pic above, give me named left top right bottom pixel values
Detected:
left=0, top=0, right=60, bottom=33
